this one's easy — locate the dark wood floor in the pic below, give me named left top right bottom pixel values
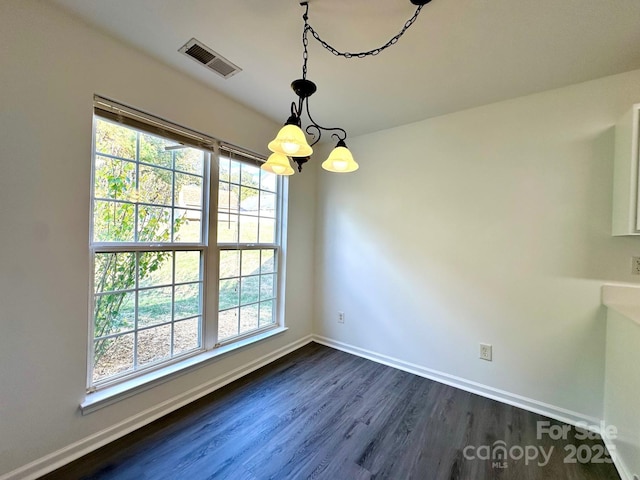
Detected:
left=41, top=343, right=620, bottom=480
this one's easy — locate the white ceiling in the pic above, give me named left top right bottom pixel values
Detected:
left=51, top=0, right=640, bottom=139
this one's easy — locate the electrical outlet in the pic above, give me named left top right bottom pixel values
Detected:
left=480, top=343, right=492, bottom=361
left=632, top=257, right=640, bottom=275
left=338, top=312, right=345, bottom=324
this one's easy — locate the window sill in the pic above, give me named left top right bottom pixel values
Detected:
left=80, top=326, right=288, bottom=415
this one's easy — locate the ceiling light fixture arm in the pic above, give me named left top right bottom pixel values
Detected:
left=301, top=0, right=432, bottom=59
left=288, top=80, right=348, bottom=172
left=303, top=97, right=346, bottom=147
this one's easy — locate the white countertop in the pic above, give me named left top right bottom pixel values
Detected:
left=602, top=284, right=640, bottom=326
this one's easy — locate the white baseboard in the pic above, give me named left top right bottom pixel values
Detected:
left=314, top=335, right=640, bottom=478
left=602, top=432, right=635, bottom=480
left=312, top=335, right=601, bottom=428
left=0, top=335, right=314, bottom=480
left=5, top=335, right=628, bottom=480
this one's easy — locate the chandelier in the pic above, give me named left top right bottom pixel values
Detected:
left=262, top=0, right=432, bottom=176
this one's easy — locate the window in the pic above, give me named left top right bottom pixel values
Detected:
left=217, top=155, right=280, bottom=342
left=89, top=97, right=284, bottom=390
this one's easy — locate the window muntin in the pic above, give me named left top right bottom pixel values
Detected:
left=90, top=117, right=207, bottom=386
left=217, top=155, right=280, bottom=343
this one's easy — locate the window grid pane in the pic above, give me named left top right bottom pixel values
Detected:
left=91, top=117, right=206, bottom=387
left=216, top=156, right=281, bottom=341
left=93, top=118, right=205, bottom=246
left=92, top=249, right=204, bottom=384
left=218, top=246, right=279, bottom=343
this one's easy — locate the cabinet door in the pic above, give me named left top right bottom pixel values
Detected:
left=612, top=104, right=640, bottom=236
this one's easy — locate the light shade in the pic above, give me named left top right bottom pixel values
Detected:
left=261, top=152, right=295, bottom=176
left=268, top=124, right=313, bottom=157
left=321, top=143, right=359, bottom=173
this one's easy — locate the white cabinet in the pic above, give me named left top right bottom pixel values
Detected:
left=612, top=104, right=640, bottom=236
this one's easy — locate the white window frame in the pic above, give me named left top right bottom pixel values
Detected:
left=86, top=96, right=287, bottom=398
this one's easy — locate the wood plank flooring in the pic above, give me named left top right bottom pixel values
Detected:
left=40, top=343, right=620, bottom=480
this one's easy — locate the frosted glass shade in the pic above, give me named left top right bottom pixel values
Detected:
left=321, top=145, right=359, bottom=173
left=261, top=152, right=294, bottom=176
left=268, top=124, right=313, bottom=157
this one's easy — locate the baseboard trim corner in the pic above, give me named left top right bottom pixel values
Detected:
left=311, top=335, right=601, bottom=429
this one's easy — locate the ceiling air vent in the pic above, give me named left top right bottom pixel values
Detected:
left=179, top=38, right=241, bottom=79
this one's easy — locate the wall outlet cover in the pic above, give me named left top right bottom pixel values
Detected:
left=632, top=257, right=640, bottom=275
left=480, top=343, right=492, bottom=361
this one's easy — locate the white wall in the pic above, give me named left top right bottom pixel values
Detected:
left=0, top=0, right=315, bottom=476
left=315, top=68, right=640, bottom=422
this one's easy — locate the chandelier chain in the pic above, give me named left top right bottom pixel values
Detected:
left=302, top=22, right=309, bottom=79
left=303, top=4, right=424, bottom=59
